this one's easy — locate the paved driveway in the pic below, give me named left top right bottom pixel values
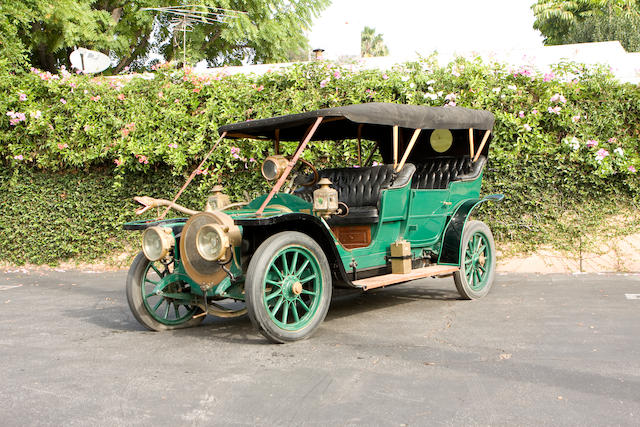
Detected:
left=1, top=270, right=639, bottom=426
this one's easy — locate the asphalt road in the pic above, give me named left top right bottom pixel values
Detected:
left=0, top=269, right=639, bottom=426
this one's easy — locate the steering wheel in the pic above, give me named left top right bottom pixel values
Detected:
left=284, top=158, right=319, bottom=193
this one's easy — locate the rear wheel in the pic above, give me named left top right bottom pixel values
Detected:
left=453, top=220, right=496, bottom=299
left=245, top=232, right=332, bottom=343
left=126, top=252, right=204, bottom=331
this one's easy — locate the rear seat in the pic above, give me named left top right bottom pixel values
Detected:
left=294, top=164, right=415, bottom=225
left=411, top=155, right=486, bottom=189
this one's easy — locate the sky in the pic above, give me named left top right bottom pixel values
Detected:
left=308, top=0, right=545, bottom=59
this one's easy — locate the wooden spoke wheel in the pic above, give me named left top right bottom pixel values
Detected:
left=245, top=232, right=332, bottom=343
left=453, top=220, right=496, bottom=299
left=126, top=252, right=204, bottom=331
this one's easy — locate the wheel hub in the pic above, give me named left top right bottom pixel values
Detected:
left=282, top=275, right=302, bottom=301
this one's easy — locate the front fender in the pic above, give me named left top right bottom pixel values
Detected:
left=438, top=194, right=504, bottom=265
left=234, top=213, right=354, bottom=288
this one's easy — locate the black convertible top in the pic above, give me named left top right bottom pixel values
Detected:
left=219, top=103, right=494, bottom=142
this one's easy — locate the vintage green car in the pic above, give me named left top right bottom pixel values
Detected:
left=124, top=103, right=503, bottom=343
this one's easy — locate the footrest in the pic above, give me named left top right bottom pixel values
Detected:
left=353, top=265, right=459, bottom=291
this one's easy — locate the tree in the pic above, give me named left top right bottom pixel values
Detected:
left=361, top=26, right=389, bottom=57
left=0, top=0, right=331, bottom=72
left=532, top=0, right=640, bottom=50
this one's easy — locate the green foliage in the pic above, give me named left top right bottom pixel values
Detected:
left=361, top=26, right=389, bottom=57
left=0, top=0, right=331, bottom=73
left=0, top=57, right=639, bottom=265
left=532, top=0, right=640, bottom=49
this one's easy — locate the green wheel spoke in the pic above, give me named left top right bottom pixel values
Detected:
left=145, top=291, right=156, bottom=298
left=297, top=298, right=310, bottom=313
left=173, top=303, right=180, bottom=319
left=281, top=253, right=289, bottom=275
left=291, top=251, right=299, bottom=276
left=145, top=278, right=159, bottom=286
left=163, top=302, right=170, bottom=319
left=271, top=296, right=284, bottom=316
left=150, top=263, right=163, bottom=277
left=296, top=259, right=310, bottom=277
left=153, top=298, right=164, bottom=311
left=266, top=289, right=282, bottom=301
left=282, top=301, right=290, bottom=324
left=299, top=274, right=316, bottom=284
left=291, top=301, right=300, bottom=322
left=301, top=288, right=317, bottom=296
left=270, top=265, right=285, bottom=281
left=265, top=279, right=281, bottom=286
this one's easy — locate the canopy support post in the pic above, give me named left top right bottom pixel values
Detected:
left=473, top=130, right=492, bottom=162
left=275, top=128, right=280, bottom=155
left=393, top=125, right=398, bottom=168
left=468, top=128, right=475, bottom=159
left=396, top=128, right=421, bottom=172
left=256, top=117, right=323, bottom=216
left=357, top=124, right=363, bottom=166
left=158, top=132, right=227, bottom=220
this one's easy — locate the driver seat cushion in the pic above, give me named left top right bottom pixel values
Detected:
left=411, top=155, right=486, bottom=190
left=294, top=165, right=407, bottom=225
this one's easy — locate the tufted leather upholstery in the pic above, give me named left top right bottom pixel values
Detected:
left=411, top=156, right=486, bottom=190
left=294, top=164, right=415, bottom=225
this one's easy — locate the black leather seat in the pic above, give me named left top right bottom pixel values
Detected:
left=411, top=155, right=486, bottom=190
left=294, top=164, right=415, bottom=225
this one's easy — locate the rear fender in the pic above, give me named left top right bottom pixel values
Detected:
left=437, top=194, right=504, bottom=266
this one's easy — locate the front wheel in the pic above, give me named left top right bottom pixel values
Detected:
left=245, top=232, right=332, bottom=343
left=453, top=220, right=496, bottom=299
left=126, top=252, right=204, bottom=331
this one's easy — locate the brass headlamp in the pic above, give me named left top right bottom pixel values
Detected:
left=141, top=226, right=175, bottom=261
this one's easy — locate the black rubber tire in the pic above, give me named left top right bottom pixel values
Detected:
left=245, top=231, right=332, bottom=343
left=453, top=220, right=496, bottom=300
left=126, top=252, right=204, bottom=331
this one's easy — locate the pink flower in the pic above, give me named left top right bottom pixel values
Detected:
left=60, top=98, right=67, bottom=104
left=18, top=93, right=27, bottom=101
left=629, top=166, right=637, bottom=173
left=333, top=70, right=341, bottom=79
left=249, top=157, right=256, bottom=162
left=30, top=110, right=41, bottom=119
left=543, top=72, right=555, bottom=82
left=136, top=155, right=148, bottom=164
left=168, top=143, right=178, bottom=149
left=586, top=139, right=598, bottom=148
left=518, top=111, right=525, bottom=118
left=547, top=106, right=561, bottom=114
left=372, top=161, right=380, bottom=166
left=174, top=98, right=180, bottom=104
left=320, top=78, right=330, bottom=88
left=90, top=95, right=100, bottom=102
left=595, top=148, right=609, bottom=162
left=550, top=93, right=566, bottom=104
left=572, top=115, right=580, bottom=123
left=524, top=124, right=532, bottom=131
left=68, top=81, right=77, bottom=89
left=83, top=125, right=92, bottom=132
left=158, top=91, right=164, bottom=98
left=608, top=137, right=618, bottom=143
left=57, top=143, right=68, bottom=150
left=532, top=109, right=539, bottom=115
left=365, top=89, right=376, bottom=98
left=14, top=155, right=23, bottom=160
left=192, top=87, right=201, bottom=93
left=114, top=159, right=123, bottom=166
left=117, top=93, right=125, bottom=101
left=382, top=73, right=389, bottom=80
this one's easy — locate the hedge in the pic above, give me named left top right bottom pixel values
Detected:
left=1, top=58, right=639, bottom=265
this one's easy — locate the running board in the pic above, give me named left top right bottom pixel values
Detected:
left=353, top=265, right=459, bottom=291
